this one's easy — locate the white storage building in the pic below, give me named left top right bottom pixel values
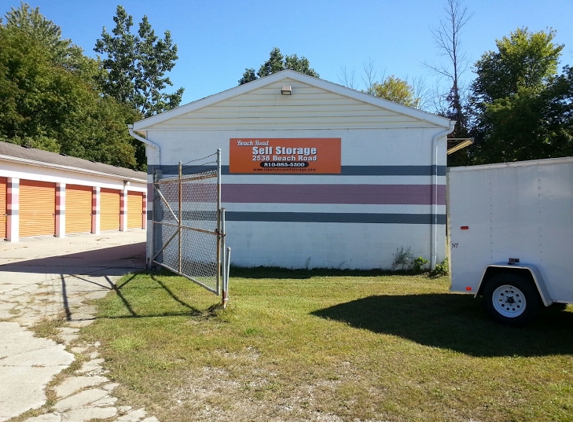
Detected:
left=131, top=70, right=453, bottom=270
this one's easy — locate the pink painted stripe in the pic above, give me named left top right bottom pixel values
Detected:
left=6, top=180, right=17, bottom=214
left=91, top=187, right=97, bottom=233
left=120, top=191, right=126, bottom=215
left=55, top=185, right=63, bottom=215
left=222, top=184, right=446, bottom=205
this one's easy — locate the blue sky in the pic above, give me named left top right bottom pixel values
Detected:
left=2, top=0, right=572, bottom=108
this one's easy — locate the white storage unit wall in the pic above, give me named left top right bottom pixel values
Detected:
left=132, top=70, right=454, bottom=270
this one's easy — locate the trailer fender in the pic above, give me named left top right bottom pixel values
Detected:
left=476, top=263, right=553, bottom=307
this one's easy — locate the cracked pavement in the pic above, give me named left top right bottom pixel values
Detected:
left=0, top=231, right=159, bottom=422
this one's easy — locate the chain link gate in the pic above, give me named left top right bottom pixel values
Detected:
left=152, top=149, right=230, bottom=306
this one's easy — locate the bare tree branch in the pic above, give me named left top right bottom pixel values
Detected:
left=409, top=76, right=431, bottom=110
left=338, top=66, right=358, bottom=89
left=362, top=58, right=384, bottom=95
left=424, top=0, right=473, bottom=135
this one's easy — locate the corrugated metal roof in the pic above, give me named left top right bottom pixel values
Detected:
left=0, top=141, right=146, bottom=181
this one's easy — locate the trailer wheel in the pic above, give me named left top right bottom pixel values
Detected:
left=483, top=274, right=541, bottom=327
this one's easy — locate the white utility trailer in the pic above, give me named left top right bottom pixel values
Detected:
left=448, top=157, right=573, bottom=326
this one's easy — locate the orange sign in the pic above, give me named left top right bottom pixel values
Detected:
left=229, top=138, right=341, bottom=174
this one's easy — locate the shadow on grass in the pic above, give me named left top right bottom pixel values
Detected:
left=100, top=271, right=222, bottom=320
left=311, top=294, right=573, bottom=357
left=230, top=265, right=403, bottom=280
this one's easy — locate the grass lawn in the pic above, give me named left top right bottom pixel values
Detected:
left=79, top=268, right=573, bottom=422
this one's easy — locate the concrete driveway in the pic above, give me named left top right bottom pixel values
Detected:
left=0, top=231, right=159, bottom=422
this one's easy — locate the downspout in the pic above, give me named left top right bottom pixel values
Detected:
left=431, top=122, right=455, bottom=270
left=127, top=124, right=161, bottom=163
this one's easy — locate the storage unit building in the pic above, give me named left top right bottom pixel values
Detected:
left=131, top=70, right=454, bottom=270
left=0, top=141, right=147, bottom=242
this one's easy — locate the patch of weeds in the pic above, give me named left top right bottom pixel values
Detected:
left=431, top=258, right=449, bottom=277
left=31, top=315, right=67, bottom=343
left=391, top=248, right=431, bottom=274
left=391, top=246, right=413, bottom=271
left=243, top=327, right=261, bottom=336
left=65, top=354, right=87, bottom=373
left=207, top=303, right=236, bottom=323
left=111, top=336, right=145, bottom=353
left=413, top=256, right=429, bottom=273
left=6, top=406, right=49, bottom=422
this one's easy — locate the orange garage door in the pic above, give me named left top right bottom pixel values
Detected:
left=66, top=185, right=92, bottom=234
left=100, top=188, right=120, bottom=231
left=20, top=180, right=56, bottom=237
left=127, top=191, right=143, bottom=229
left=0, top=177, right=6, bottom=239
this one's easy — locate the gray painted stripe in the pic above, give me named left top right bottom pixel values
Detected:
left=227, top=211, right=446, bottom=225
left=147, top=209, right=446, bottom=224
left=342, top=166, right=446, bottom=176
left=223, top=184, right=446, bottom=205
left=148, top=165, right=447, bottom=177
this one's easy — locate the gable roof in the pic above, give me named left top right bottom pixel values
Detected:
left=0, top=141, right=146, bottom=181
left=133, top=70, right=452, bottom=131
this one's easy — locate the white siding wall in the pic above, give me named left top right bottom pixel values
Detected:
left=138, top=72, right=451, bottom=270
left=146, top=79, right=432, bottom=131
left=147, top=128, right=448, bottom=269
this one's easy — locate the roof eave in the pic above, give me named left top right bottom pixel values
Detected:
left=0, top=154, right=146, bottom=183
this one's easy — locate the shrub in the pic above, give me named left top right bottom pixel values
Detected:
left=413, top=256, right=429, bottom=273
left=431, top=258, right=449, bottom=277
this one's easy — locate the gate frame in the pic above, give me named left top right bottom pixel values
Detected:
left=151, top=149, right=230, bottom=306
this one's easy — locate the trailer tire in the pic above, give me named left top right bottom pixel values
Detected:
left=483, top=274, right=541, bottom=327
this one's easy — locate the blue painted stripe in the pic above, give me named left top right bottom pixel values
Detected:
left=148, top=165, right=447, bottom=177
left=226, top=211, right=446, bottom=225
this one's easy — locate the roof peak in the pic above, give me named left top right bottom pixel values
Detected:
left=133, top=70, right=452, bottom=131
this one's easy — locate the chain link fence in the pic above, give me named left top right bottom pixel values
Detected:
left=152, top=151, right=229, bottom=301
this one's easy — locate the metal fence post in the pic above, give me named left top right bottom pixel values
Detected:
left=178, top=161, right=183, bottom=274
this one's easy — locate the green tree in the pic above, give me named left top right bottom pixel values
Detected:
left=540, top=65, right=573, bottom=156
left=470, top=28, right=570, bottom=163
left=0, top=22, right=139, bottom=169
left=370, top=76, right=421, bottom=108
left=3, top=1, right=99, bottom=79
left=5, top=2, right=75, bottom=66
left=0, top=25, right=60, bottom=152
left=94, top=5, right=184, bottom=117
left=472, top=28, right=563, bottom=103
left=238, top=47, right=319, bottom=84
